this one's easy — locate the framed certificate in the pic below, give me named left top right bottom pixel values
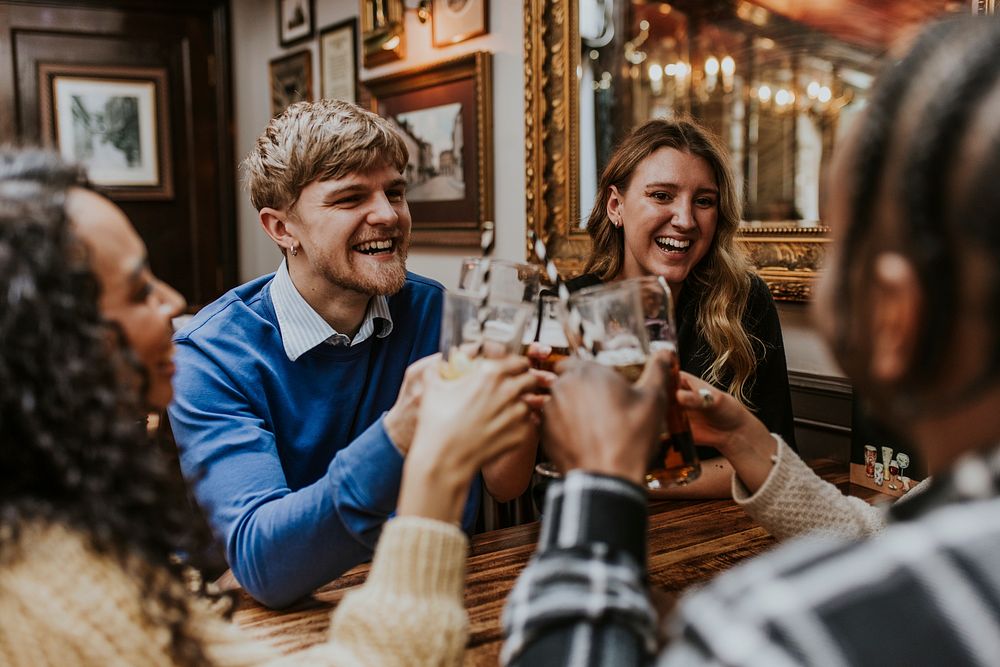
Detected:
left=319, top=19, right=359, bottom=104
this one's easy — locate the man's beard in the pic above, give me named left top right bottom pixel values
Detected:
left=319, top=238, right=410, bottom=296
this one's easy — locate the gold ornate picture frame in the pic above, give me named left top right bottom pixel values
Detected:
left=739, top=224, right=831, bottom=302
left=523, top=0, right=584, bottom=276
left=365, top=51, right=493, bottom=246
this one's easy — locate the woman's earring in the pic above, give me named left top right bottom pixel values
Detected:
left=290, top=243, right=298, bottom=256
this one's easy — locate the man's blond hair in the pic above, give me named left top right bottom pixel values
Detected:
left=243, top=99, right=408, bottom=211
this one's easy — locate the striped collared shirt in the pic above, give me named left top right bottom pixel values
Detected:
left=269, top=260, right=393, bottom=361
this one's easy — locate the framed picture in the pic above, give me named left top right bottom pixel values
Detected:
left=360, top=0, right=405, bottom=67
left=739, top=223, right=830, bottom=302
left=269, top=50, right=313, bottom=118
left=432, top=0, right=488, bottom=46
left=319, top=19, right=359, bottom=104
left=278, top=0, right=314, bottom=47
left=38, top=63, right=173, bottom=200
left=364, top=51, right=492, bottom=246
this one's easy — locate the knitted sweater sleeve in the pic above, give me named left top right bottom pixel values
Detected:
left=731, top=436, right=888, bottom=541
left=0, top=518, right=468, bottom=667
left=203, top=516, right=470, bottom=667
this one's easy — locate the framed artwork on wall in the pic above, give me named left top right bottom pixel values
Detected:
left=319, top=18, right=359, bottom=103
left=360, top=0, right=405, bottom=67
left=278, top=0, right=314, bottom=47
left=364, top=51, right=492, bottom=246
left=432, top=0, right=488, bottom=46
left=38, top=63, right=173, bottom=200
left=269, top=50, right=313, bottom=117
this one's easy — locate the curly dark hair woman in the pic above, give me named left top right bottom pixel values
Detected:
left=0, top=147, right=551, bottom=665
left=0, top=149, right=218, bottom=663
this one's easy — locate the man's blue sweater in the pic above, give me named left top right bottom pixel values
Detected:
left=167, top=271, right=479, bottom=607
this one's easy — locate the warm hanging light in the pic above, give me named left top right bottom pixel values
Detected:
left=648, top=62, right=664, bottom=95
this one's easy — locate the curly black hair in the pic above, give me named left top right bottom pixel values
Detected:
left=0, top=148, right=218, bottom=664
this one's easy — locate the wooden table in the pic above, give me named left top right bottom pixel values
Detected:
left=231, top=460, right=886, bottom=665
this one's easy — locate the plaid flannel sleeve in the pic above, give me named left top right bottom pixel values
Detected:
left=501, top=471, right=659, bottom=666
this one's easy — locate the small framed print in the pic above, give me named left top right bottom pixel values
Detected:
left=320, top=19, right=359, bottom=104
left=278, top=0, right=315, bottom=48
left=38, top=63, right=173, bottom=200
left=432, top=0, right=488, bottom=47
left=269, top=50, right=313, bottom=117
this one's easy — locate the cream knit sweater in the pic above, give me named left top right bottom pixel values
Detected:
left=731, top=436, right=890, bottom=541
left=0, top=516, right=469, bottom=666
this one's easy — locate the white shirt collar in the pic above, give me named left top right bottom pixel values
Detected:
left=269, top=260, right=393, bottom=362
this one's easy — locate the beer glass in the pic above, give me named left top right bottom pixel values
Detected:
left=524, top=295, right=572, bottom=373
left=566, top=280, right=650, bottom=376
left=528, top=295, right=572, bottom=479
left=439, top=289, right=532, bottom=379
left=459, top=258, right=541, bottom=305
left=632, top=276, right=701, bottom=489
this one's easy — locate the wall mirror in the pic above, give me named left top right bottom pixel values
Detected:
left=524, top=0, right=960, bottom=299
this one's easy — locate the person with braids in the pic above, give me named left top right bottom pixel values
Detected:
left=0, top=147, right=539, bottom=665
left=565, top=118, right=796, bottom=498
left=503, top=14, right=1000, bottom=665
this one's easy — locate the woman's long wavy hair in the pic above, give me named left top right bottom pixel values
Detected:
left=0, top=149, right=215, bottom=664
left=584, top=118, right=757, bottom=405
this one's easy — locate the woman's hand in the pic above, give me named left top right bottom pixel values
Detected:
left=675, top=372, right=764, bottom=452
left=397, top=355, right=540, bottom=522
left=542, top=353, right=668, bottom=485
left=675, top=372, right=777, bottom=493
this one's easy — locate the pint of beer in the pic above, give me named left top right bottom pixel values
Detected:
left=646, top=341, right=700, bottom=488
left=637, top=275, right=701, bottom=488
left=567, top=277, right=700, bottom=489
left=524, top=296, right=572, bottom=375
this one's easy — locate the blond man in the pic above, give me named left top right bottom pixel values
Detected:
left=168, top=100, right=533, bottom=608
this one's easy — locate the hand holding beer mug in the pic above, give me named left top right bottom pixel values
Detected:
left=567, top=279, right=700, bottom=489
left=632, top=276, right=701, bottom=489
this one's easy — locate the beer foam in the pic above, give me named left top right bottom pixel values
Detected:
left=595, top=347, right=648, bottom=368
left=650, top=340, right=677, bottom=353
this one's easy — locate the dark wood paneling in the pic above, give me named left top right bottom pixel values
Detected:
left=0, top=0, right=236, bottom=307
left=789, top=370, right=853, bottom=462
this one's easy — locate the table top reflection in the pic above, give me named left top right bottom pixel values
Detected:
left=229, top=460, right=885, bottom=666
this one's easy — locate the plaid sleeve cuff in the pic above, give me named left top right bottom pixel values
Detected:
left=537, top=470, right=648, bottom=568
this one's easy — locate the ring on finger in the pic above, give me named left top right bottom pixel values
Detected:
left=698, top=387, right=714, bottom=407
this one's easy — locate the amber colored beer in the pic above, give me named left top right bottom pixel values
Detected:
left=529, top=346, right=571, bottom=373
left=646, top=350, right=700, bottom=488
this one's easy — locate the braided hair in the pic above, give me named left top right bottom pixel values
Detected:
left=0, top=148, right=217, bottom=664
left=830, top=15, right=1000, bottom=407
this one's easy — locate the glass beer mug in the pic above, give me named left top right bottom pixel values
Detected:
left=633, top=276, right=701, bottom=489
left=568, top=277, right=701, bottom=489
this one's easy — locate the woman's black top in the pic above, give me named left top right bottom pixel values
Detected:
left=564, top=272, right=798, bottom=459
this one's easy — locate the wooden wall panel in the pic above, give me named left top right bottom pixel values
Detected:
left=0, top=0, right=236, bottom=307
